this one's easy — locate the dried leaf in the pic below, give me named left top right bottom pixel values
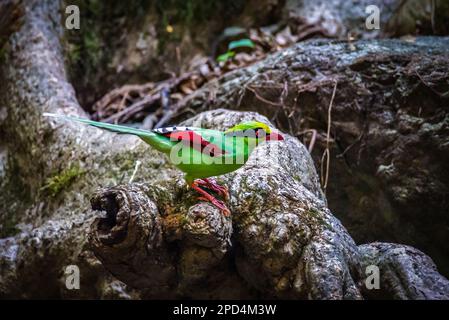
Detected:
left=179, top=77, right=197, bottom=94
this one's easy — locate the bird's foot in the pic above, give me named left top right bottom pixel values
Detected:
left=192, top=182, right=231, bottom=216
left=195, top=178, right=229, bottom=200
left=197, top=196, right=231, bottom=216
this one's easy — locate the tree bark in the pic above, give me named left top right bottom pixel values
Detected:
left=0, top=0, right=171, bottom=298
left=0, top=0, right=24, bottom=49
left=359, top=242, right=449, bottom=299
left=174, top=36, right=449, bottom=277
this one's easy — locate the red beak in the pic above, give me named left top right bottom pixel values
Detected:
left=266, top=132, right=284, bottom=141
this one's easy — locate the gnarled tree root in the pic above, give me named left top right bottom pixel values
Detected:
left=1, top=0, right=449, bottom=300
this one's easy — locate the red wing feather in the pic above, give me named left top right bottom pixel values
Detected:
left=154, top=127, right=227, bottom=157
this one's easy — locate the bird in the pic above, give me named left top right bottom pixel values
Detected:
left=43, top=113, right=284, bottom=216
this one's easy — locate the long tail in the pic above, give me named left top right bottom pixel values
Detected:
left=43, top=113, right=155, bottom=138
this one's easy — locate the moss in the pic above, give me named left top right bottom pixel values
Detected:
left=41, top=165, right=85, bottom=198
left=119, top=158, right=136, bottom=171
left=97, top=151, right=144, bottom=185
left=307, top=208, right=331, bottom=229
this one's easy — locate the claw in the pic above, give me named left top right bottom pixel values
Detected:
left=212, top=199, right=231, bottom=217
left=191, top=180, right=231, bottom=216
left=196, top=178, right=229, bottom=200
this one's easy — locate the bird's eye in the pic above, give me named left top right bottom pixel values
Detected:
left=254, top=128, right=266, bottom=137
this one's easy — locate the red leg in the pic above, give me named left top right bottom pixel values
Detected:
left=196, top=178, right=229, bottom=200
left=191, top=182, right=231, bottom=216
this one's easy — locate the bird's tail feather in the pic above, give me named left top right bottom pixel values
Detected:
left=43, top=113, right=155, bottom=138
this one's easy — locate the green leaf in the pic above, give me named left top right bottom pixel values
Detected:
left=228, top=39, right=255, bottom=51
left=216, top=51, right=235, bottom=62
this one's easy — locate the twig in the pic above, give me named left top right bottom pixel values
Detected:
left=245, top=85, right=283, bottom=107
left=415, top=70, right=449, bottom=98
left=93, top=83, right=154, bottom=114
left=93, top=71, right=197, bottom=122
left=103, top=94, right=160, bottom=124
left=142, top=113, right=158, bottom=130
left=118, top=92, right=129, bottom=111
left=296, top=25, right=328, bottom=42
left=337, top=132, right=364, bottom=159
left=321, top=80, right=338, bottom=194
left=154, top=90, right=202, bottom=128
left=160, top=86, right=171, bottom=110
left=129, top=160, right=141, bottom=184
left=320, top=149, right=330, bottom=191
left=249, top=84, right=285, bottom=89
left=298, top=129, right=318, bottom=153
left=154, top=108, right=175, bottom=129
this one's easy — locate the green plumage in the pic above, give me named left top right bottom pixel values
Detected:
left=44, top=112, right=284, bottom=215
left=43, top=113, right=272, bottom=183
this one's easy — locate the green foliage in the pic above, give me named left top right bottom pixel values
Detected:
left=216, top=38, right=255, bottom=62
left=216, top=51, right=235, bottom=62
left=228, top=38, right=255, bottom=50
left=41, top=165, right=84, bottom=198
